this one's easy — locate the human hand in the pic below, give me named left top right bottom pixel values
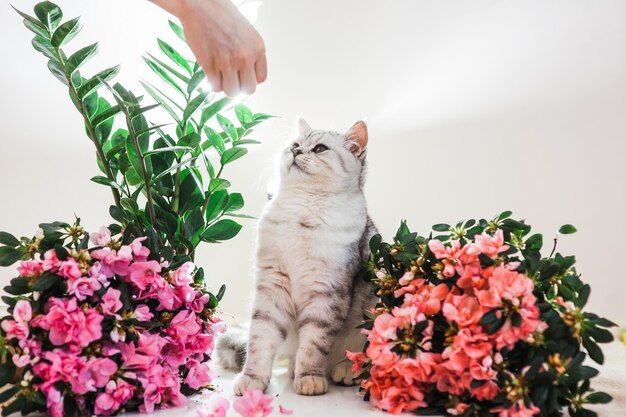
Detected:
left=152, top=0, right=267, bottom=96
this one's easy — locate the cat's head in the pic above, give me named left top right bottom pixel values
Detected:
left=279, top=118, right=369, bottom=191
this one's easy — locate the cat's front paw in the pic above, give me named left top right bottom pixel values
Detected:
left=233, top=373, right=269, bottom=396
left=331, top=361, right=356, bottom=385
left=294, top=374, right=328, bottom=396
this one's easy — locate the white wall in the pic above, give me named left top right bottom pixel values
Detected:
left=1, top=0, right=625, bottom=324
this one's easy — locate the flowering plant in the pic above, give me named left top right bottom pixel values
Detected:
left=0, top=220, right=224, bottom=416
left=349, top=212, right=616, bottom=417
left=0, top=1, right=271, bottom=415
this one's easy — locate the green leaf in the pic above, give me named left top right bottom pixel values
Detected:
left=432, top=224, right=450, bottom=232
left=0, top=385, right=20, bottom=405
left=0, top=247, right=23, bottom=267
left=187, top=70, right=206, bottom=94
left=31, top=273, right=60, bottom=292
left=158, top=38, right=191, bottom=73
left=50, top=17, right=81, bottom=47
left=64, top=42, right=98, bottom=76
left=209, top=178, right=231, bottom=193
left=225, top=193, right=244, bottom=212
left=91, top=176, right=123, bottom=191
left=92, top=104, right=121, bottom=128
left=178, top=132, right=201, bottom=149
left=143, top=56, right=186, bottom=96
left=216, top=284, right=226, bottom=301
left=575, top=284, right=591, bottom=308
left=525, top=233, right=543, bottom=251
left=146, top=53, right=190, bottom=83
left=77, top=65, right=120, bottom=99
left=120, top=198, right=139, bottom=214
left=34, top=1, right=63, bottom=30
left=185, top=208, right=205, bottom=241
left=559, top=224, right=577, bottom=235
left=201, top=219, right=242, bottom=241
left=13, top=7, right=50, bottom=38
left=183, top=91, right=209, bottom=124
left=205, top=190, right=228, bottom=222
left=204, top=126, right=225, bottom=155
left=31, top=36, right=56, bottom=60
left=144, top=146, right=192, bottom=156
left=583, top=335, right=604, bottom=364
left=235, top=103, right=253, bottom=126
left=0, top=232, right=20, bottom=247
left=217, top=114, right=238, bottom=142
left=140, top=81, right=182, bottom=123
left=0, top=361, right=16, bottom=386
left=168, top=20, right=186, bottom=42
left=586, top=392, right=612, bottom=404
left=220, top=147, right=248, bottom=165
left=200, top=97, right=232, bottom=126
left=47, top=59, right=67, bottom=84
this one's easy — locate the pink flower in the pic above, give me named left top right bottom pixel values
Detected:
left=173, top=262, right=194, bottom=286
left=133, top=304, right=153, bottom=321
left=101, top=288, right=123, bottom=317
left=58, top=258, right=83, bottom=280
left=129, top=237, right=150, bottom=261
left=36, top=298, right=102, bottom=347
left=347, top=350, right=367, bottom=374
left=128, top=260, right=162, bottom=290
left=471, top=229, right=509, bottom=258
left=279, top=404, right=294, bottom=415
left=94, top=379, right=135, bottom=415
left=12, top=353, right=31, bottom=367
left=233, top=389, right=274, bottom=417
left=90, top=226, right=112, bottom=247
left=200, top=396, right=230, bottom=417
left=169, top=310, right=201, bottom=343
left=185, top=359, right=214, bottom=389
left=1, top=300, right=32, bottom=340
left=17, top=260, right=44, bottom=278
left=42, top=250, right=60, bottom=272
left=492, top=402, right=540, bottom=417
left=46, top=387, right=64, bottom=417
left=68, top=276, right=101, bottom=301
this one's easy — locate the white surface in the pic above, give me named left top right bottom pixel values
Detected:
left=125, top=342, right=626, bottom=417
left=1, top=1, right=626, bottom=325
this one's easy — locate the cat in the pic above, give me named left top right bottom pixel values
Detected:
left=217, top=118, right=378, bottom=396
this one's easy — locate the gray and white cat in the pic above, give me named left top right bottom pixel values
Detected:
left=217, top=118, right=377, bottom=396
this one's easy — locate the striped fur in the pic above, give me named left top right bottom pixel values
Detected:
left=228, top=119, right=377, bottom=396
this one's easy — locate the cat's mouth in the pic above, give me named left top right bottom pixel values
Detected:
left=290, top=157, right=309, bottom=173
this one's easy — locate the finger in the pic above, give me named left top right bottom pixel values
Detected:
left=221, top=69, right=240, bottom=97
left=255, top=54, right=268, bottom=84
left=204, top=69, right=223, bottom=93
left=238, top=67, right=257, bottom=95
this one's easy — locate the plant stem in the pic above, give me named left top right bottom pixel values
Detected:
left=53, top=48, right=121, bottom=208
left=200, top=165, right=224, bottom=217
left=125, top=114, right=158, bottom=228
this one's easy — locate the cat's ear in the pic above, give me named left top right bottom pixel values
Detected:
left=297, top=117, right=312, bottom=136
left=344, top=120, right=368, bottom=157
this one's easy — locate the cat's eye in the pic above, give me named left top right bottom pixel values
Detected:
left=312, top=144, right=329, bottom=153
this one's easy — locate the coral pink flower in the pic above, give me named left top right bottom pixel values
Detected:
left=90, top=226, right=112, bottom=247
left=470, top=229, right=509, bottom=258
left=428, top=239, right=463, bottom=277
left=1, top=299, right=32, bottom=340
left=128, top=260, right=162, bottom=290
left=346, top=350, right=367, bottom=374
left=233, top=389, right=274, bottom=417
left=492, top=402, right=540, bottom=417
left=442, top=294, right=483, bottom=328
left=199, top=395, right=230, bottom=417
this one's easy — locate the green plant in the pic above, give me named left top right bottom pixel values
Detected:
left=9, top=0, right=271, bottom=269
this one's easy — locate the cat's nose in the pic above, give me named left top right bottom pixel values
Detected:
left=292, top=148, right=303, bottom=157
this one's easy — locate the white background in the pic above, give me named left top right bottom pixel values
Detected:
left=0, top=0, right=625, bottom=328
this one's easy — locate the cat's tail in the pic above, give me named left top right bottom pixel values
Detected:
left=214, top=323, right=248, bottom=372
